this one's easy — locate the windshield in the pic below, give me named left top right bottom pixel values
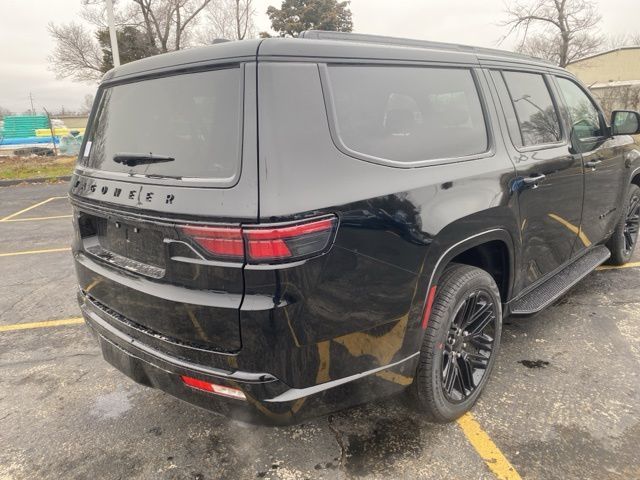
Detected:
left=81, top=67, right=242, bottom=182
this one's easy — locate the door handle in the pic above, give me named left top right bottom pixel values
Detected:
left=585, top=159, right=602, bottom=169
left=522, top=174, right=546, bottom=188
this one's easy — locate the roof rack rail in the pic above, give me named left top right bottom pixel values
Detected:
left=299, top=30, right=553, bottom=65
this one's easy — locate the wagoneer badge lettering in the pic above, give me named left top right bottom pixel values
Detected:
left=71, top=176, right=178, bottom=207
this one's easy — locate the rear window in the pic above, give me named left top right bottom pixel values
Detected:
left=81, top=67, right=242, bottom=182
left=325, top=65, right=488, bottom=164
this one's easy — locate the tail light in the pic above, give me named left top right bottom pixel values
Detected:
left=180, top=215, right=338, bottom=264
left=180, top=226, right=244, bottom=259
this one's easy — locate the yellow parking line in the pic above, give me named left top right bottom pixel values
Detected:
left=2, top=214, right=72, bottom=222
left=457, top=412, right=522, bottom=480
left=0, top=317, right=84, bottom=332
left=596, top=261, right=640, bottom=271
left=0, top=247, right=71, bottom=258
left=0, top=196, right=66, bottom=222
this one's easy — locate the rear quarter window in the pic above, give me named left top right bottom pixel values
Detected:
left=501, top=71, right=562, bottom=147
left=323, top=65, right=489, bottom=166
left=81, top=67, right=242, bottom=185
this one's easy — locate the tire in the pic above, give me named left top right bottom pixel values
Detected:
left=412, top=264, right=502, bottom=423
left=606, top=183, right=640, bottom=266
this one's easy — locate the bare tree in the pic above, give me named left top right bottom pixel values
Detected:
left=200, top=0, right=255, bottom=41
left=132, top=0, right=213, bottom=52
left=501, top=0, right=603, bottom=67
left=78, top=0, right=142, bottom=30
left=80, top=94, right=96, bottom=115
left=48, top=22, right=104, bottom=82
left=48, top=0, right=212, bottom=83
left=0, top=106, right=12, bottom=120
left=593, top=85, right=640, bottom=118
left=606, top=32, right=640, bottom=50
left=587, top=36, right=640, bottom=117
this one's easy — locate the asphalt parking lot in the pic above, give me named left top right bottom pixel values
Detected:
left=1, top=182, right=639, bottom=480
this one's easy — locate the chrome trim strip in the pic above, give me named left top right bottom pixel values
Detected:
left=264, top=352, right=420, bottom=402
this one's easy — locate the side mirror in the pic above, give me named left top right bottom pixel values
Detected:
left=611, top=110, right=640, bottom=136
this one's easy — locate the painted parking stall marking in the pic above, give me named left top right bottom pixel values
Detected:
left=457, top=413, right=523, bottom=480
left=596, top=261, right=640, bottom=270
left=0, top=196, right=67, bottom=222
left=0, top=317, right=84, bottom=333
left=2, top=214, right=72, bottom=222
left=0, top=247, right=71, bottom=258
left=0, top=195, right=72, bottom=257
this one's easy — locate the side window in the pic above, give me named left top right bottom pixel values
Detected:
left=490, top=70, right=524, bottom=148
left=325, top=65, right=489, bottom=164
left=555, top=77, right=605, bottom=150
left=502, top=71, right=562, bottom=147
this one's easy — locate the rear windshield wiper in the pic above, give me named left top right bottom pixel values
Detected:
left=113, top=153, right=175, bottom=167
left=144, top=173, right=183, bottom=180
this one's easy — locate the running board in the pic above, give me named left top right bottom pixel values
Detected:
left=510, top=245, right=610, bottom=315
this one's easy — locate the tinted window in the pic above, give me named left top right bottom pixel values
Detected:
left=82, top=68, right=241, bottom=181
left=503, top=71, right=561, bottom=147
left=326, top=66, right=488, bottom=163
left=555, top=77, right=604, bottom=143
left=490, top=70, right=524, bottom=148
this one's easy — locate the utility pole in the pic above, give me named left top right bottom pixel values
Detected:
left=106, top=0, right=120, bottom=67
left=29, top=92, right=35, bottom=115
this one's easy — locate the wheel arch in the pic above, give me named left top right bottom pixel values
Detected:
left=426, top=229, right=516, bottom=305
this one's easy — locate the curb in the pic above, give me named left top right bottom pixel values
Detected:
left=0, top=176, right=72, bottom=187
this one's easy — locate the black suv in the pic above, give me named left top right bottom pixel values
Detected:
left=70, top=31, right=640, bottom=424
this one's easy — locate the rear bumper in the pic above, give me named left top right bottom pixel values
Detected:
left=79, top=291, right=418, bottom=424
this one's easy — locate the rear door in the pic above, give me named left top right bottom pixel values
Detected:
left=70, top=63, right=258, bottom=353
left=553, top=75, right=628, bottom=247
left=489, top=69, right=583, bottom=291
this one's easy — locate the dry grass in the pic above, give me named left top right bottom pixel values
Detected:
left=0, top=155, right=76, bottom=181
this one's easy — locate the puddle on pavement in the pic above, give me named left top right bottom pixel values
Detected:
left=519, top=359, right=550, bottom=369
left=344, top=416, right=423, bottom=476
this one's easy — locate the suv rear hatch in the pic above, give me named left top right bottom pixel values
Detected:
left=71, top=62, right=258, bottom=354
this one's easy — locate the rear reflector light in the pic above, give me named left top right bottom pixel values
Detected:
left=180, top=375, right=247, bottom=401
left=180, top=215, right=337, bottom=264
left=421, top=285, right=437, bottom=330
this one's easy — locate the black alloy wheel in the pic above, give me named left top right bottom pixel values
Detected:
left=412, top=263, right=502, bottom=423
left=441, top=290, right=497, bottom=403
left=607, top=184, right=640, bottom=265
left=623, top=191, right=640, bottom=256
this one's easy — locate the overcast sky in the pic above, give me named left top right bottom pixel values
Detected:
left=1, top=0, right=638, bottom=113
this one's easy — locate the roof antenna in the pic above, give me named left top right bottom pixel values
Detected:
left=211, top=38, right=231, bottom=44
